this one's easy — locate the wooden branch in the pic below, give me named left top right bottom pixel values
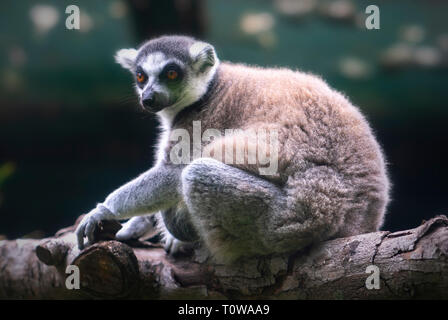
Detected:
left=0, top=215, right=447, bottom=299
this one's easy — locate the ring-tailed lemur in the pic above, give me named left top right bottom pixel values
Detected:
left=76, top=35, right=390, bottom=263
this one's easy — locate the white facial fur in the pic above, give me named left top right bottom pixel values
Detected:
left=135, top=52, right=172, bottom=104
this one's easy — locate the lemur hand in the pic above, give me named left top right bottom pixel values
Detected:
left=76, top=204, right=115, bottom=249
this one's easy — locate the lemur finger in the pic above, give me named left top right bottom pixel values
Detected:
left=164, top=236, right=174, bottom=253
left=85, top=220, right=96, bottom=246
left=76, top=223, right=86, bottom=250
left=168, top=239, right=183, bottom=255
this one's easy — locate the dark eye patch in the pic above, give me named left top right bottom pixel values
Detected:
left=159, top=63, right=184, bottom=83
left=135, top=66, right=147, bottom=87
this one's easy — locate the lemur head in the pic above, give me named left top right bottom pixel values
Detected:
left=115, top=35, right=219, bottom=121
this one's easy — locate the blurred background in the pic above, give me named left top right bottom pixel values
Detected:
left=0, top=0, right=447, bottom=239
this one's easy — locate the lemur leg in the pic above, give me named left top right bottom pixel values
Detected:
left=160, top=205, right=200, bottom=255
left=116, top=207, right=199, bottom=256
left=115, top=214, right=159, bottom=241
left=180, top=158, right=312, bottom=262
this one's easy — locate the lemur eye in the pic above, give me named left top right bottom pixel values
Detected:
left=136, top=71, right=146, bottom=84
left=166, top=69, right=178, bottom=80
left=161, top=63, right=183, bottom=82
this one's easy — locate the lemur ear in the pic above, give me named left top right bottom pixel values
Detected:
left=115, top=48, right=138, bottom=71
left=189, top=42, right=217, bottom=72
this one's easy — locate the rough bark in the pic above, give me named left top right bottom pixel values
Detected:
left=0, top=215, right=447, bottom=299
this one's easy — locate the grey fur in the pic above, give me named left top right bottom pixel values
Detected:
left=136, top=36, right=196, bottom=66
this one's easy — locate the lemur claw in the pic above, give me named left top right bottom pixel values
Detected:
left=75, top=204, right=115, bottom=249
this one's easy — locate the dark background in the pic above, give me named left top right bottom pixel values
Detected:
left=0, top=0, right=447, bottom=239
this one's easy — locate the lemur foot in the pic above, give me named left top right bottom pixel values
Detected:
left=115, top=215, right=158, bottom=241
left=163, top=232, right=195, bottom=257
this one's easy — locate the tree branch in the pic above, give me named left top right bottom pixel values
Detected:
left=0, top=215, right=447, bottom=299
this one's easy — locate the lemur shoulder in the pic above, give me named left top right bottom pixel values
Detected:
left=76, top=35, right=390, bottom=263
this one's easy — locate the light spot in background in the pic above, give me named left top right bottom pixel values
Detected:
left=8, top=46, right=27, bottom=67
left=29, top=4, right=59, bottom=34
left=381, top=43, right=443, bottom=69
left=414, top=46, right=442, bottom=68
left=319, top=0, right=355, bottom=21
left=274, top=0, right=317, bottom=18
left=339, top=57, right=373, bottom=79
left=380, top=43, right=413, bottom=69
left=240, top=13, right=275, bottom=35
left=80, top=11, right=94, bottom=32
left=436, top=34, right=448, bottom=52
left=109, top=0, right=128, bottom=19
left=400, top=25, right=425, bottom=44
left=354, top=11, right=367, bottom=29
left=0, top=162, right=16, bottom=186
left=2, top=69, right=22, bottom=92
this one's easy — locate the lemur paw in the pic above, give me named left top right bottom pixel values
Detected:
left=76, top=204, right=115, bottom=249
left=163, top=233, right=194, bottom=257
left=163, top=233, right=179, bottom=253
left=115, top=215, right=158, bottom=241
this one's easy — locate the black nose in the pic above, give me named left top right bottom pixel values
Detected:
left=142, top=91, right=155, bottom=108
left=142, top=97, right=154, bottom=108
